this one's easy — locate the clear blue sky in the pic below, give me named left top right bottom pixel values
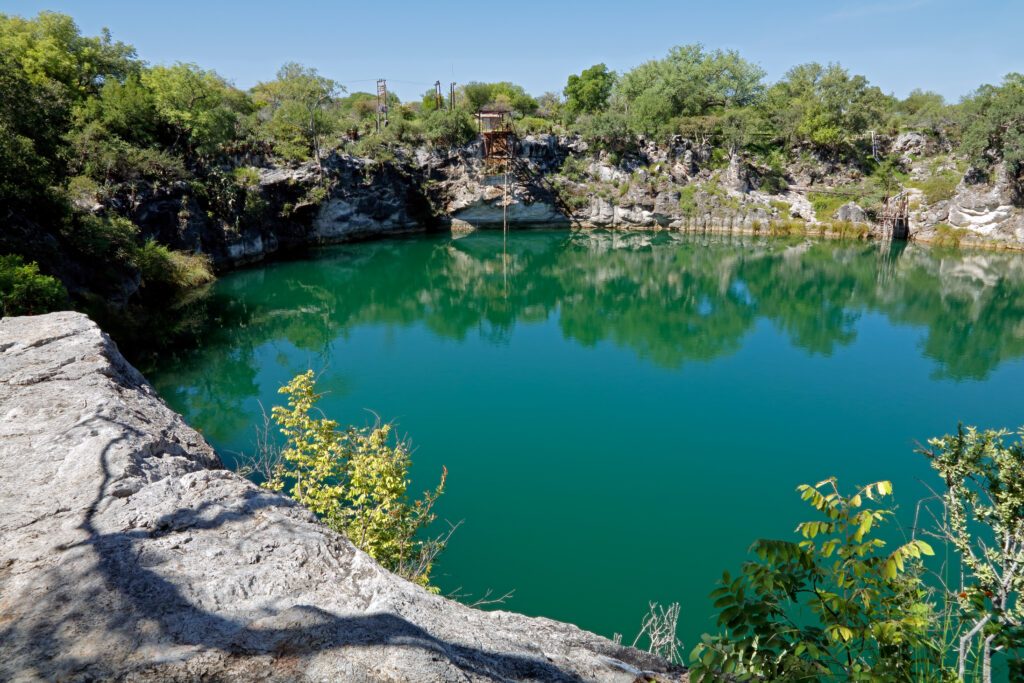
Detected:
left=5, top=0, right=1021, bottom=102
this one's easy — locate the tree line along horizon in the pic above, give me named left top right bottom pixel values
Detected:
left=1, top=9, right=1022, bottom=321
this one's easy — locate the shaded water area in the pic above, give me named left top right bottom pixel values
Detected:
left=148, top=230, right=1024, bottom=648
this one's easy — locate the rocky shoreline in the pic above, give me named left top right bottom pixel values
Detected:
left=0, top=311, right=683, bottom=682
left=83, top=134, right=1023, bottom=280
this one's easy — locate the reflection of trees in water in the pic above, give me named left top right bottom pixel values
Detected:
left=151, top=232, right=1024, bottom=441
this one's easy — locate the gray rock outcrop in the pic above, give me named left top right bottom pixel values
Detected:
left=946, top=164, right=1023, bottom=239
left=835, top=202, right=869, bottom=224
left=0, top=312, right=682, bottom=682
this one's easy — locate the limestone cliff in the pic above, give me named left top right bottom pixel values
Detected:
left=0, top=312, right=682, bottom=682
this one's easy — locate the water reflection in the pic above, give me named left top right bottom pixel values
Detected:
left=151, top=231, right=1024, bottom=426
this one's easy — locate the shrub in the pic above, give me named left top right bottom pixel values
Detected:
left=573, top=110, right=634, bottom=153
left=0, top=254, right=68, bottom=316
left=690, top=478, right=938, bottom=681
left=678, top=184, right=699, bottom=217
left=422, top=109, right=476, bottom=148
left=350, top=135, right=396, bottom=163
left=67, top=123, right=186, bottom=183
left=64, top=214, right=139, bottom=265
left=932, top=223, right=968, bottom=248
left=769, top=218, right=807, bottom=236
left=808, top=192, right=848, bottom=222
left=516, top=116, right=555, bottom=135
left=558, top=155, right=590, bottom=182
left=136, top=240, right=214, bottom=293
left=380, top=115, right=424, bottom=146
left=914, top=170, right=960, bottom=204
left=264, top=370, right=449, bottom=588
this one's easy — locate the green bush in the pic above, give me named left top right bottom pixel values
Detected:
left=809, top=192, right=848, bottom=221
left=932, top=223, right=968, bottom=248
left=0, top=254, right=68, bottom=316
left=690, top=478, right=938, bottom=681
left=422, top=109, right=476, bottom=148
left=64, top=214, right=139, bottom=266
left=380, top=114, right=424, bottom=147
left=913, top=170, right=960, bottom=204
left=573, top=110, right=634, bottom=153
left=264, top=370, right=449, bottom=588
left=516, top=116, right=556, bottom=135
left=136, top=240, right=214, bottom=293
left=678, top=184, right=700, bottom=217
left=557, top=155, right=590, bottom=182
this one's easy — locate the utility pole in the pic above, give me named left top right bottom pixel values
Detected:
left=376, top=79, right=388, bottom=132
left=434, top=81, right=443, bottom=111
left=449, top=82, right=456, bottom=112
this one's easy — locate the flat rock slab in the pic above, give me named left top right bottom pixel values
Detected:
left=0, top=312, right=683, bottom=682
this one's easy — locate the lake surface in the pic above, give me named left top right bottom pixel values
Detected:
left=148, top=230, right=1024, bottom=648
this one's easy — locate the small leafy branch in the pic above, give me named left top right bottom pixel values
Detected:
left=921, top=426, right=1024, bottom=682
left=690, top=478, right=937, bottom=682
left=262, top=370, right=450, bottom=589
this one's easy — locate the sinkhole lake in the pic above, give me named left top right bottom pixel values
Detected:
left=148, top=230, right=1024, bottom=646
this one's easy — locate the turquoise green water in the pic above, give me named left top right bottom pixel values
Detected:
left=148, top=230, right=1024, bottom=648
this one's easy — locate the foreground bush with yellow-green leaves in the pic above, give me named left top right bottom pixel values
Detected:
left=688, top=427, right=1024, bottom=682
left=261, top=370, right=449, bottom=589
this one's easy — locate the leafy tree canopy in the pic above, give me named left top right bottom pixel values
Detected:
left=460, top=81, right=538, bottom=115
left=252, top=62, right=342, bottom=161
left=761, top=62, right=895, bottom=152
left=616, top=44, right=766, bottom=136
left=141, top=63, right=247, bottom=156
left=959, top=73, right=1024, bottom=176
left=564, top=63, right=616, bottom=118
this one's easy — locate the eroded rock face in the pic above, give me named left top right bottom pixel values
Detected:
left=112, top=154, right=436, bottom=270
left=0, top=312, right=682, bottom=682
left=945, top=165, right=1023, bottom=238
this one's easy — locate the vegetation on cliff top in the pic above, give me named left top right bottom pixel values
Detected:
left=2, top=10, right=1023, bottom=326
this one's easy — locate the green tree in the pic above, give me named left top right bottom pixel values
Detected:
left=690, top=478, right=940, bottom=681
left=252, top=62, right=342, bottom=163
left=573, top=110, right=633, bottom=152
left=0, top=254, right=68, bottom=316
left=142, top=63, right=245, bottom=156
left=459, top=81, right=537, bottom=115
left=536, top=91, right=564, bottom=120
left=67, top=74, right=185, bottom=185
left=762, top=63, right=895, bottom=154
left=74, top=74, right=158, bottom=145
left=265, top=370, right=449, bottom=588
left=420, top=87, right=444, bottom=113
left=0, top=50, right=68, bottom=221
left=0, top=11, right=137, bottom=99
left=422, top=108, right=476, bottom=148
left=898, top=89, right=954, bottom=138
left=959, top=73, right=1024, bottom=177
left=564, top=63, right=616, bottom=118
left=615, top=44, right=766, bottom=137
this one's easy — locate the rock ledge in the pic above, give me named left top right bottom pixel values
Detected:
left=0, top=312, right=681, bottom=682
